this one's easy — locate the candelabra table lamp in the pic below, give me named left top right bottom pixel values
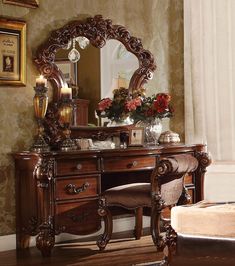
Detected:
left=59, top=86, right=77, bottom=151
left=31, top=75, right=50, bottom=152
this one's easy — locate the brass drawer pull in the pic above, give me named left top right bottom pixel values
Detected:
left=76, top=163, right=82, bottom=170
left=132, top=161, right=138, bottom=167
left=65, top=182, right=90, bottom=195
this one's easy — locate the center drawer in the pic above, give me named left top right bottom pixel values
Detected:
left=55, top=174, right=100, bottom=201
left=56, top=158, right=99, bottom=176
left=102, top=156, right=156, bottom=172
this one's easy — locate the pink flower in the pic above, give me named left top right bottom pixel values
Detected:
left=125, top=97, right=142, bottom=111
left=98, top=98, right=112, bottom=111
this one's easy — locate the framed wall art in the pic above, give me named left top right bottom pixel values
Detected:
left=0, top=18, right=26, bottom=86
left=129, top=127, right=144, bottom=146
left=2, top=0, right=39, bottom=8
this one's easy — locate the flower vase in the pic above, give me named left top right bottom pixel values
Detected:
left=147, top=118, right=162, bottom=145
left=136, top=118, right=162, bottom=145
left=107, top=117, right=133, bottom=127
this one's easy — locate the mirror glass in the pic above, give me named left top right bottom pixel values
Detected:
left=55, top=39, right=139, bottom=126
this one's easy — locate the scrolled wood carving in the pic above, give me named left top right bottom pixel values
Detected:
left=195, top=151, right=212, bottom=173
left=33, top=158, right=55, bottom=180
left=35, top=15, right=156, bottom=100
left=155, top=154, right=199, bottom=177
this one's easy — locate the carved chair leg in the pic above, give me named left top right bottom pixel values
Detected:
left=97, top=197, right=113, bottom=251
left=159, top=224, right=177, bottom=266
left=36, top=223, right=55, bottom=257
left=134, top=207, right=143, bottom=240
left=151, top=192, right=165, bottom=251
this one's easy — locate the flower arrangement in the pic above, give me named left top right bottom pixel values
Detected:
left=130, top=93, right=174, bottom=123
left=96, top=87, right=173, bottom=123
left=96, top=87, right=141, bottom=122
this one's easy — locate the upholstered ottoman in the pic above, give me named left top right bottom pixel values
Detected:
left=169, top=201, right=235, bottom=266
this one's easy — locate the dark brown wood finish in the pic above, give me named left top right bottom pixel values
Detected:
left=14, top=143, right=209, bottom=257
left=72, top=98, right=89, bottom=126
left=35, top=15, right=156, bottom=101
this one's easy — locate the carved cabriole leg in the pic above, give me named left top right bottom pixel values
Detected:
left=134, top=207, right=143, bottom=240
left=160, top=225, right=177, bottom=266
left=97, top=197, right=113, bottom=250
left=151, top=191, right=165, bottom=251
left=36, top=222, right=55, bottom=257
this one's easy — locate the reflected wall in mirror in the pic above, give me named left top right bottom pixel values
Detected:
left=34, top=15, right=156, bottom=147
left=55, top=39, right=139, bottom=126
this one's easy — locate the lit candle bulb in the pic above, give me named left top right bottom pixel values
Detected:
left=36, top=75, right=47, bottom=87
left=61, top=84, right=72, bottom=99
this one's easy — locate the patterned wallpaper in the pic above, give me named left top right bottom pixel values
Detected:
left=0, top=0, right=183, bottom=235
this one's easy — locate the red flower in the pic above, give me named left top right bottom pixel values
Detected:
left=125, top=97, right=142, bottom=111
left=98, top=98, right=112, bottom=111
left=153, top=93, right=171, bottom=113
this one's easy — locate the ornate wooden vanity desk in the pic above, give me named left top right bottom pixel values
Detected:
left=14, top=15, right=211, bottom=256
left=14, top=144, right=209, bottom=256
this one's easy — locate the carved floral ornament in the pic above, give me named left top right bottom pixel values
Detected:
left=34, top=15, right=156, bottom=101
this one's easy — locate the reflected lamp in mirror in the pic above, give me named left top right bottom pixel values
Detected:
left=31, top=75, right=50, bottom=152
left=111, top=76, right=129, bottom=91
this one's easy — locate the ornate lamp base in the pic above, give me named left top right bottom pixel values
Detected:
left=31, top=136, right=50, bottom=152
left=60, top=138, right=77, bottom=151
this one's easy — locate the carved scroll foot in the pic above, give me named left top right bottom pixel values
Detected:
left=97, top=197, right=113, bottom=251
left=36, top=224, right=55, bottom=257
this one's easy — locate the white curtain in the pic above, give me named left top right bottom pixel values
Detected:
left=184, top=0, right=235, bottom=161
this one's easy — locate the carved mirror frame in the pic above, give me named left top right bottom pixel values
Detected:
left=34, top=15, right=156, bottom=147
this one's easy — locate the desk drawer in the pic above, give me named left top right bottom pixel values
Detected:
left=55, top=200, right=101, bottom=235
left=55, top=175, right=100, bottom=201
left=103, top=156, right=155, bottom=172
left=56, top=158, right=99, bottom=176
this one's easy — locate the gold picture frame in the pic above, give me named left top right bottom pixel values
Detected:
left=2, top=0, right=39, bottom=8
left=129, top=127, right=144, bottom=146
left=0, top=18, right=26, bottom=86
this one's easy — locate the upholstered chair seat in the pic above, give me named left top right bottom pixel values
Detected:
left=97, top=183, right=151, bottom=250
left=103, top=183, right=151, bottom=209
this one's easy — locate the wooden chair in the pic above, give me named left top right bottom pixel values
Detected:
left=97, top=154, right=199, bottom=250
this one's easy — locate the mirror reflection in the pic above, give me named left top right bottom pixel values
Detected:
left=55, top=39, right=139, bottom=127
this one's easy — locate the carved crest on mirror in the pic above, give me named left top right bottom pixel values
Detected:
left=34, top=15, right=156, bottom=148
